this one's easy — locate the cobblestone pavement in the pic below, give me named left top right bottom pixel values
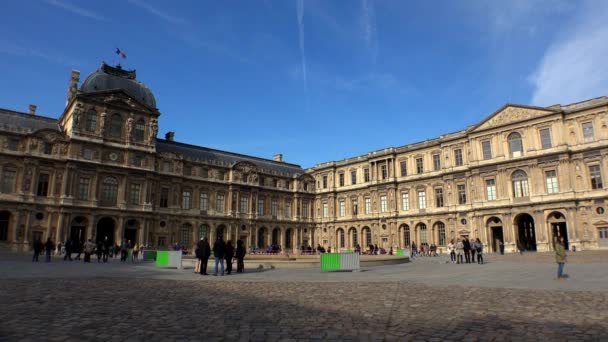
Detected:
left=1, top=253, right=607, bottom=341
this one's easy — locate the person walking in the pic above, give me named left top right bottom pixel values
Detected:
left=96, top=241, right=103, bottom=263
left=236, top=239, right=246, bottom=273
left=475, top=238, right=484, bottom=264
left=213, top=236, right=226, bottom=276
left=499, top=240, right=505, bottom=255
left=200, top=237, right=211, bottom=275
left=470, top=239, right=476, bottom=262
left=120, top=239, right=128, bottom=262
left=463, top=238, right=471, bottom=264
left=63, top=239, right=73, bottom=261
left=32, top=238, right=43, bottom=262
left=102, top=240, right=109, bottom=263
left=555, top=236, right=567, bottom=281
left=44, top=238, right=54, bottom=262
left=448, top=239, right=456, bottom=263
left=195, top=238, right=204, bottom=274
left=225, top=240, right=235, bottom=275
left=455, top=239, right=464, bottom=264
left=83, top=239, right=95, bottom=263
left=74, top=240, right=82, bottom=261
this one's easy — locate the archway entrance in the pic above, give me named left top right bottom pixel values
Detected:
left=516, top=213, right=536, bottom=251
left=348, top=227, right=358, bottom=249
left=0, top=211, right=10, bottom=241
left=285, top=228, right=293, bottom=250
left=548, top=212, right=569, bottom=250
left=257, top=227, right=267, bottom=248
left=124, top=219, right=139, bottom=246
left=70, top=216, right=87, bottom=244
left=487, top=217, right=504, bottom=253
left=96, top=217, right=115, bottom=246
left=272, top=228, right=280, bottom=246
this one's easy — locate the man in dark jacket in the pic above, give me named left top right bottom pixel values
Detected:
left=213, top=237, right=226, bottom=276
left=196, top=238, right=211, bottom=275
left=236, top=239, right=246, bottom=273
left=44, top=238, right=54, bottom=262
left=63, top=239, right=73, bottom=261
left=32, top=238, right=43, bottom=262
left=463, top=238, right=471, bottom=264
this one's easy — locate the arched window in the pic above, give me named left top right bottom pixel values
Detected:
left=337, top=228, right=345, bottom=248
left=198, top=224, right=208, bottom=240
left=134, top=119, right=145, bottom=142
left=403, top=224, right=410, bottom=247
left=512, top=170, right=530, bottom=197
left=419, top=223, right=427, bottom=244
left=350, top=228, right=358, bottom=248
left=508, top=132, right=523, bottom=157
left=437, top=222, right=446, bottom=246
left=109, top=114, right=122, bottom=138
left=100, top=177, right=119, bottom=206
left=363, top=227, right=372, bottom=247
left=85, top=110, right=97, bottom=132
left=180, top=224, right=191, bottom=246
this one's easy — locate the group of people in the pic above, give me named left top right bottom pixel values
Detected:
left=447, top=238, right=484, bottom=264
left=410, top=242, right=439, bottom=257
left=195, top=237, right=246, bottom=276
left=32, top=237, right=141, bottom=264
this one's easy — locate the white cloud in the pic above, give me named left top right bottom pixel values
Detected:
left=44, top=0, right=104, bottom=21
left=296, top=0, right=307, bottom=93
left=0, top=41, right=81, bottom=66
left=529, top=2, right=608, bottom=106
left=127, top=0, right=184, bottom=25
left=361, top=0, right=377, bottom=65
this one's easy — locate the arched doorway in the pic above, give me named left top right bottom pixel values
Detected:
left=272, top=227, right=280, bottom=246
left=336, top=228, right=345, bottom=249
left=180, top=223, right=192, bottom=248
left=124, top=219, right=139, bottom=246
left=96, top=217, right=115, bottom=246
left=216, top=225, right=226, bottom=240
left=362, top=227, right=372, bottom=248
left=516, top=213, right=536, bottom=251
left=0, top=211, right=10, bottom=241
left=487, top=217, right=504, bottom=253
left=257, top=227, right=267, bottom=248
left=399, top=224, right=410, bottom=248
left=434, top=222, right=446, bottom=246
left=548, top=212, right=569, bottom=250
left=70, top=216, right=87, bottom=244
left=417, top=223, right=428, bottom=245
left=285, top=228, right=293, bottom=250
left=349, top=227, right=358, bottom=249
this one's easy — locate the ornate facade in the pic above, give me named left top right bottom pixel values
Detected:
left=1, top=62, right=607, bottom=253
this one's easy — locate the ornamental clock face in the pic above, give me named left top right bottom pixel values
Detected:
left=109, top=152, right=118, bottom=161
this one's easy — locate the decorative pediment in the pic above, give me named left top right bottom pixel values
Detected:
left=471, top=105, right=559, bottom=132
left=593, top=220, right=608, bottom=226
left=32, top=129, right=65, bottom=142
left=78, top=90, right=154, bottom=112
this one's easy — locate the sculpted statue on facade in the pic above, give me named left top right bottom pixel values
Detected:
left=100, top=111, right=107, bottom=134
left=73, top=104, right=82, bottom=128
left=150, top=119, right=158, bottom=141
left=127, top=116, right=134, bottom=137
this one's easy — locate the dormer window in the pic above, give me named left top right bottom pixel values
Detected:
left=134, top=119, right=145, bottom=142
left=110, top=114, right=122, bottom=138
left=85, top=110, right=97, bottom=132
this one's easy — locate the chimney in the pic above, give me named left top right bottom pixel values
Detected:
left=66, top=70, right=80, bottom=105
left=273, top=154, right=283, bottom=162
left=28, top=104, right=37, bottom=115
left=165, top=132, right=175, bottom=141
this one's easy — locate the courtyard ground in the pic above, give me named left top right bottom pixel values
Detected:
left=0, top=251, right=606, bottom=341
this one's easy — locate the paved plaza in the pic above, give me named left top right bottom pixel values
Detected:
left=1, top=252, right=607, bottom=341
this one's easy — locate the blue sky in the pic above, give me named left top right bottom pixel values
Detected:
left=1, top=0, right=608, bottom=168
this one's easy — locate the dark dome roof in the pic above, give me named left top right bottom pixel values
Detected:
left=80, top=63, right=156, bottom=108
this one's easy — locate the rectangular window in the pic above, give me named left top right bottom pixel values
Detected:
left=380, top=195, right=387, bottom=213
left=351, top=170, right=357, bottom=185
left=400, top=160, right=407, bottom=176
left=381, top=165, right=387, bottom=179
left=433, top=154, right=441, bottom=171
left=545, top=170, right=558, bottom=194
left=181, top=190, right=190, bottom=209
left=183, top=165, right=192, bottom=176
left=8, top=138, right=19, bottom=151
left=162, top=161, right=172, bottom=172
left=583, top=122, right=595, bottom=142
left=83, top=148, right=94, bottom=160
left=482, top=140, right=492, bottom=160
left=539, top=128, right=552, bottom=149
left=199, top=192, right=208, bottom=211
left=590, top=165, right=603, bottom=190
left=416, top=158, right=424, bottom=174
left=402, top=192, right=409, bottom=211
left=86, top=113, right=97, bottom=132
left=217, top=171, right=225, bottom=181
left=365, top=197, right=371, bottom=214
left=240, top=196, right=248, bottom=213
left=1, top=169, right=16, bottom=193
left=302, top=201, right=309, bottom=218
left=160, top=188, right=169, bottom=208
left=339, top=173, right=344, bottom=187
left=364, top=168, right=370, bottom=182
left=271, top=199, right=278, bottom=217
left=322, top=176, right=328, bottom=189
left=323, top=202, right=329, bottom=218
left=36, top=173, right=49, bottom=197
left=418, top=191, right=426, bottom=209
left=454, top=149, right=463, bottom=166
left=130, top=183, right=141, bottom=205
left=258, top=198, right=265, bottom=216
left=458, top=184, right=467, bottom=204
left=201, top=168, right=208, bottom=178
left=216, top=194, right=225, bottom=213
left=435, top=188, right=444, bottom=208
left=339, top=200, right=345, bottom=217
left=285, top=201, right=291, bottom=218
left=352, top=199, right=358, bottom=215
left=486, top=179, right=497, bottom=201
left=76, top=177, right=90, bottom=200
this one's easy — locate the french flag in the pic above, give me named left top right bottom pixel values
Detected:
left=116, top=48, right=127, bottom=59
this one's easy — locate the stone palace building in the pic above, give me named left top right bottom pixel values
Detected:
left=1, top=62, right=607, bottom=253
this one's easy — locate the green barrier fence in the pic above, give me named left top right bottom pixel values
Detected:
left=396, top=249, right=405, bottom=256
left=320, top=253, right=341, bottom=271
left=156, top=251, right=170, bottom=267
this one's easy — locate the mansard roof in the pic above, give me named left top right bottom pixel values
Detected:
left=0, top=108, right=61, bottom=134
left=156, top=139, right=304, bottom=177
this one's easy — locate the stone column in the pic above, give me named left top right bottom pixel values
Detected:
left=280, top=227, right=285, bottom=249
left=10, top=210, right=21, bottom=243
left=116, top=216, right=124, bottom=244
left=23, top=211, right=31, bottom=245
left=88, top=215, right=96, bottom=241
left=57, top=213, right=65, bottom=243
